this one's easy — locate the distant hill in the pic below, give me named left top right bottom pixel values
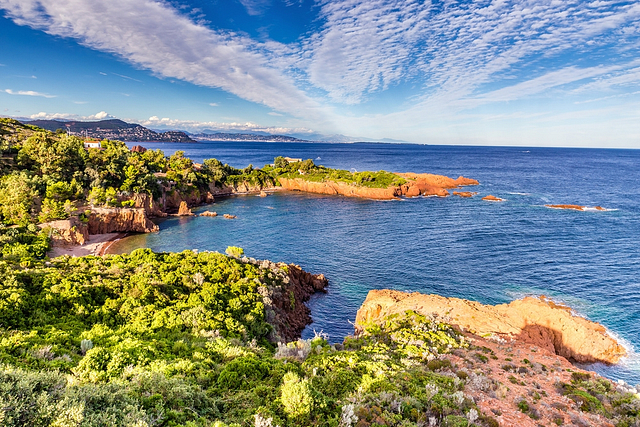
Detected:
left=191, top=132, right=309, bottom=142
left=25, top=119, right=195, bottom=143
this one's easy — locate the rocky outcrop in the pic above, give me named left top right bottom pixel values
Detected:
left=130, top=145, right=147, bottom=153
left=268, top=264, right=328, bottom=342
left=545, top=204, right=606, bottom=211
left=38, top=217, right=89, bottom=246
left=453, top=191, right=477, bottom=198
left=88, top=207, right=158, bottom=234
left=209, top=181, right=275, bottom=196
left=163, top=188, right=215, bottom=213
left=177, top=201, right=193, bottom=216
left=279, top=173, right=478, bottom=200
left=130, top=193, right=167, bottom=218
left=200, top=211, right=217, bottom=217
left=223, top=214, right=237, bottom=219
left=482, top=194, right=505, bottom=202
left=355, top=290, right=626, bottom=364
left=278, top=177, right=399, bottom=199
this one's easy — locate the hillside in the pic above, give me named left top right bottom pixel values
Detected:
left=26, top=118, right=195, bottom=143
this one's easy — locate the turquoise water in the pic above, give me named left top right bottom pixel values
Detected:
left=112, top=142, right=640, bottom=383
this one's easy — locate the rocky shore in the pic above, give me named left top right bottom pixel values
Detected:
left=355, top=290, right=626, bottom=364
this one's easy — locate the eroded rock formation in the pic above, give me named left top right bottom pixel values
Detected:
left=177, top=201, right=193, bottom=216
left=39, top=217, right=89, bottom=246
left=278, top=173, right=478, bottom=200
left=88, top=207, right=159, bottom=234
left=355, top=290, right=626, bottom=364
left=268, top=264, right=328, bottom=342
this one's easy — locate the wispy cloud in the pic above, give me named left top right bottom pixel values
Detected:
left=5, top=89, right=56, bottom=98
left=238, top=0, right=271, bottom=16
left=268, top=112, right=283, bottom=116
left=0, top=0, right=323, bottom=121
left=112, top=72, right=142, bottom=82
left=209, top=102, right=219, bottom=107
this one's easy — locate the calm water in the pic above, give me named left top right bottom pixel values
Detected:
left=113, top=142, right=640, bottom=383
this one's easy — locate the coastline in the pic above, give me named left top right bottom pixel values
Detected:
left=48, top=232, right=127, bottom=258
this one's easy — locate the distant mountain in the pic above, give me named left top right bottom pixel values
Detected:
left=191, top=132, right=309, bottom=142
left=25, top=119, right=195, bottom=143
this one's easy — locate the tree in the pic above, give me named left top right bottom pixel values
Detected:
left=0, top=171, right=39, bottom=225
left=274, top=156, right=288, bottom=169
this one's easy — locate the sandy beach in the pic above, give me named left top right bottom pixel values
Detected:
left=48, top=233, right=126, bottom=258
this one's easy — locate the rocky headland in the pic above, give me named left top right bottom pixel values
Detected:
left=278, top=172, right=479, bottom=200
left=355, top=290, right=626, bottom=364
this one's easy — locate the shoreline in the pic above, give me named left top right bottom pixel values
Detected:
left=48, top=232, right=127, bottom=258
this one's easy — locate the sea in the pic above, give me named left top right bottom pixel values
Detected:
left=111, top=141, right=640, bottom=384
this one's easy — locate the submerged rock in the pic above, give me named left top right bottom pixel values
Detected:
left=482, top=194, right=505, bottom=202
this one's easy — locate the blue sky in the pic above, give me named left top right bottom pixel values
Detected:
left=1, top=0, right=639, bottom=147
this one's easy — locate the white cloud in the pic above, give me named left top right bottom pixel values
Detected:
left=5, top=89, right=56, bottom=98
left=141, top=115, right=313, bottom=134
left=27, top=111, right=115, bottom=120
left=0, top=0, right=323, bottom=121
left=90, top=111, right=112, bottom=120
left=209, top=102, right=219, bottom=107
left=238, top=0, right=271, bottom=16
left=268, top=112, right=283, bottom=116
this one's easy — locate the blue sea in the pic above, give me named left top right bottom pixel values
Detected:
left=113, top=141, right=640, bottom=384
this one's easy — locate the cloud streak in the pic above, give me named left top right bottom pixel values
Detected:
left=5, top=89, right=55, bottom=98
left=0, top=0, right=323, bottom=121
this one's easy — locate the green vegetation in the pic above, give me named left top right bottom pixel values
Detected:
left=0, top=236, right=496, bottom=426
left=0, top=118, right=407, bottom=228
left=274, top=158, right=407, bottom=189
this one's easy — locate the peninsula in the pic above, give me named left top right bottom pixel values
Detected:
left=0, top=119, right=479, bottom=254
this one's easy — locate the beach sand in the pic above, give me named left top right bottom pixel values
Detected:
left=48, top=233, right=126, bottom=258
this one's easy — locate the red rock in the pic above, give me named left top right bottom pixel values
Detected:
left=223, top=214, right=237, bottom=219
left=88, top=207, right=158, bottom=234
left=200, top=211, right=218, bottom=217
left=355, top=290, right=626, bottom=364
left=130, top=145, right=147, bottom=153
left=453, top=191, right=477, bottom=198
left=177, top=201, right=193, bottom=216
left=482, top=195, right=505, bottom=202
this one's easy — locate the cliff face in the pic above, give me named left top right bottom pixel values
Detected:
left=88, top=207, right=159, bottom=234
left=265, top=263, right=328, bottom=343
left=278, top=177, right=399, bottom=199
left=355, top=290, right=626, bottom=364
left=208, top=181, right=275, bottom=196
left=279, top=173, right=479, bottom=200
left=39, top=217, right=89, bottom=246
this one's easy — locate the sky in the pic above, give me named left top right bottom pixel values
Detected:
left=1, top=0, right=639, bottom=147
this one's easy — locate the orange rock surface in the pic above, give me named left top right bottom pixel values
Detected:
left=545, top=204, right=607, bottom=211
left=453, top=191, right=478, bottom=198
left=355, top=290, right=626, bottom=364
left=200, top=210, right=218, bottom=217
left=88, top=207, right=159, bottom=234
left=482, top=194, right=505, bottom=202
left=177, top=201, right=194, bottom=216
left=278, top=172, right=478, bottom=200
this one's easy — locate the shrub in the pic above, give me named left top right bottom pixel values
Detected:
left=280, top=372, right=312, bottom=420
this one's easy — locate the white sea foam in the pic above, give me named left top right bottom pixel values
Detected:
left=507, top=192, right=530, bottom=196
